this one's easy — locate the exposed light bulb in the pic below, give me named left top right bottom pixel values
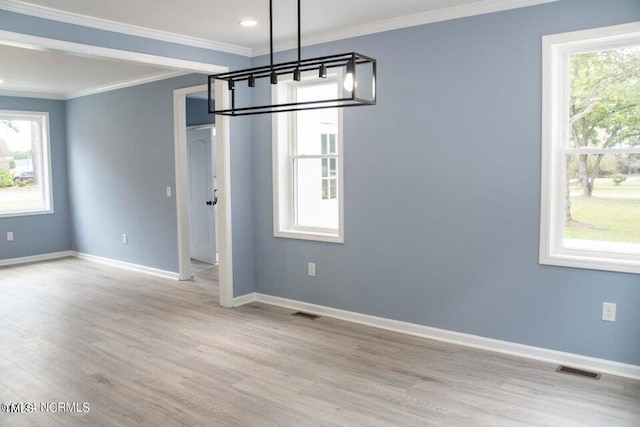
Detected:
left=0, top=79, right=4, bottom=84
left=344, top=59, right=355, bottom=92
left=372, top=75, right=376, bottom=99
left=343, top=72, right=354, bottom=92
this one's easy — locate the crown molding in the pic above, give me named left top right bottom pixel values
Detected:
left=0, top=30, right=227, bottom=74
left=252, top=0, right=559, bottom=56
left=0, top=89, right=64, bottom=100
left=0, top=71, right=190, bottom=101
left=67, top=70, right=188, bottom=99
left=0, top=0, right=252, bottom=57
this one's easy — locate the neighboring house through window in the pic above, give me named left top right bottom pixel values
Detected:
left=272, top=75, right=344, bottom=243
left=540, top=22, right=640, bottom=274
left=321, top=130, right=338, bottom=200
left=0, top=110, right=53, bottom=218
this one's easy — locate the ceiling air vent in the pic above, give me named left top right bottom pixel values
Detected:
left=556, top=365, right=601, bottom=380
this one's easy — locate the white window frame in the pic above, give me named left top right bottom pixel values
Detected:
left=0, top=110, right=54, bottom=218
left=272, top=73, right=344, bottom=244
left=540, top=22, right=640, bottom=275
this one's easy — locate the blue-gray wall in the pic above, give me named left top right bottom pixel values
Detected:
left=251, top=0, right=640, bottom=365
left=66, top=74, right=256, bottom=295
left=0, top=96, right=72, bottom=259
left=186, top=98, right=215, bottom=127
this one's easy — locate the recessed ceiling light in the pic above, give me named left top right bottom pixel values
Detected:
left=239, top=19, right=257, bottom=27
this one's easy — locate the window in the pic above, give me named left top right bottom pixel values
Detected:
left=0, top=111, right=53, bottom=218
left=541, top=22, right=640, bottom=274
left=273, top=76, right=344, bottom=243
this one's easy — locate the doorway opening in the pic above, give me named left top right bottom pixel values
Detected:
left=186, top=91, right=218, bottom=268
left=174, top=83, right=234, bottom=307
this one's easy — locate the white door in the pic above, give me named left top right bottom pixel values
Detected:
left=188, top=128, right=217, bottom=264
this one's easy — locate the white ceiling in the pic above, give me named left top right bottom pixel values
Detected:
left=0, top=44, right=182, bottom=99
left=1, top=0, right=557, bottom=54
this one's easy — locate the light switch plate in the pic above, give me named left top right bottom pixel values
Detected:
left=602, top=302, right=616, bottom=322
left=7, top=232, right=13, bottom=241
left=308, top=262, right=316, bottom=277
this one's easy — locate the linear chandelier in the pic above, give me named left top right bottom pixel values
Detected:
left=208, top=0, right=377, bottom=116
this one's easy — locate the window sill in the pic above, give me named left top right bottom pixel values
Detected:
left=275, top=229, right=343, bottom=244
left=540, top=251, right=640, bottom=275
left=0, top=208, right=54, bottom=219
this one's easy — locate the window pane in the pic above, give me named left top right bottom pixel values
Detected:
left=569, top=46, right=640, bottom=150
left=321, top=158, right=328, bottom=178
left=565, top=154, right=640, bottom=250
left=329, top=158, right=337, bottom=177
left=322, top=179, right=329, bottom=200
left=294, top=158, right=339, bottom=230
left=329, top=134, right=336, bottom=154
left=295, top=83, right=338, bottom=155
left=0, top=117, right=48, bottom=215
left=329, top=178, right=337, bottom=199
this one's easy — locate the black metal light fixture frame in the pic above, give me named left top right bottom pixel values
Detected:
left=208, top=0, right=377, bottom=116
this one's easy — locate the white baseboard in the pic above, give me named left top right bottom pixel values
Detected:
left=0, top=250, right=74, bottom=267
left=244, top=293, right=640, bottom=381
left=232, top=292, right=257, bottom=307
left=72, top=251, right=180, bottom=280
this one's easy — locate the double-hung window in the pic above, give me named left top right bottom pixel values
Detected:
left=273, top=75, right=344, bottom=243
left=0, top=110, right=53, bottom=217
left=540, top=22, right=640, bottom=274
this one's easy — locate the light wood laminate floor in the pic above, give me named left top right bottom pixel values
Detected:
left=0, top=258, right=638, bottom=426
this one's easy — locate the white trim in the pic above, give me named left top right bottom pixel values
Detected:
left=72, top=251, right=179, bottom=280
left=213, top=79, right=234, bottom=308
left=173, top=82, right=234, bottom=308
left=0, top=250, right=72, bottom=267
left=0, top=89, right=64, bottom=100
left=0, top=30, right=227, bottom=74
left=272, top=76, right=344, bottom=244
left=232, top=292, right=257, bottom=307
left=0, top=0, right=251, bottom=57
left=273, top=229, right=344, bottom=244
left=540, top=22, right=640, bottom=275
left=253, top=0, right=560, bottom=56
left=187, top=124, right=216, bottom=132
left=0, top=71, right=190, bottom=101
left=253, top=293, right=640, bottom=381
left=67, top=70, right=188, bottom=99
left=173, top=87, right=192, bottom=281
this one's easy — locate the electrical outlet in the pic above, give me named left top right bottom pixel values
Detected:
left=122, top=234, right=128, bottom=244
left=602, top=302, right=616, bottom=322
left=166, top=187, right=172, bottom=197
left=7, top=232, right=13, bottom=241
left=308, top=262, right=316, bottom=277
